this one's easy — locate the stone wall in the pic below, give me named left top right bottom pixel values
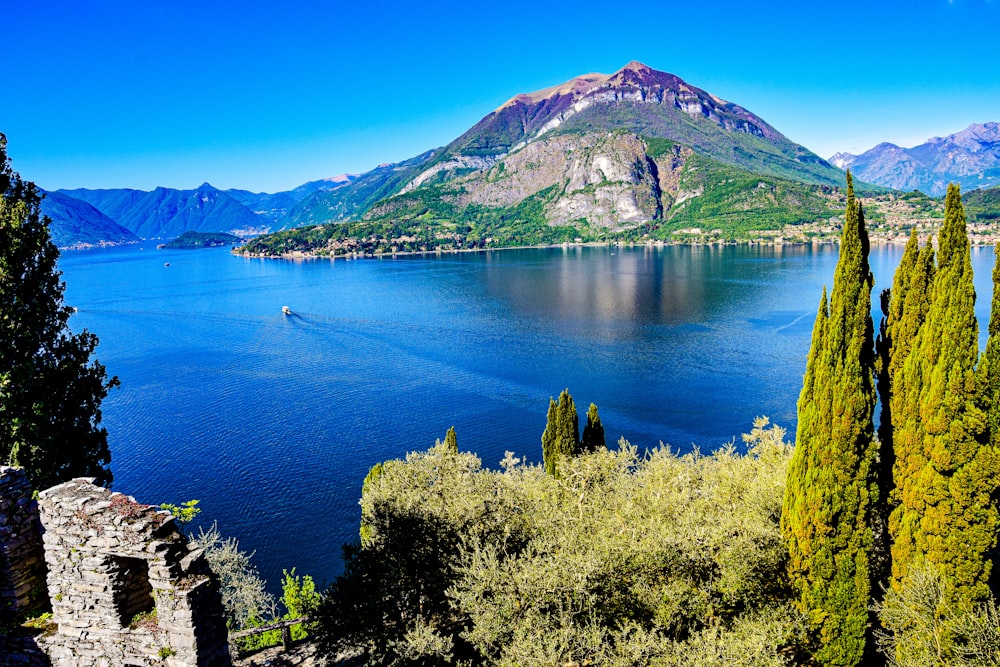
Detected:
left=35, top=478, right=231, bottom=667
left=0, top=466, right=47, bottom=623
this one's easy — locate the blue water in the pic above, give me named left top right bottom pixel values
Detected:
left=56, top=243, right=997, bottom=593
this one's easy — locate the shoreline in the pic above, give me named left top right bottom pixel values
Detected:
left=233, top=236, right=945, bottom=262
left=233, top=238, right=844, bottom=261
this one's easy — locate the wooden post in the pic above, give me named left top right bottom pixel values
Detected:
left=281, top=624, right=291, bottom=651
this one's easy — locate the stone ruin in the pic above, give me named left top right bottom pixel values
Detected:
left=0, top=466, right=231, bottom=666
left=0, top=468, right=47, bottom=622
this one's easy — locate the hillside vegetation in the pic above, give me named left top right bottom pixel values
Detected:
left=314, top=420, right=806, bottom=666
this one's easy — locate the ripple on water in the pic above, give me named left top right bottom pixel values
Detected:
left=62, top=243, right=985, bottom=594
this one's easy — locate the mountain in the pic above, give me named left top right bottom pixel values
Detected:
left=276, top=61, right=850, bottom=251
left=280, top=152, right=438, bottom=228
left=829, top=122, right=1000, bottom=196
left=47, top=173, right=373, bottom=245
left=59, top=183, right=266, bottom=239
left=224, top=174, right=360, bottom=224
left=49, top=61, right=861, bottom=249
left=418, top=61, right=844, bottom=187
left=38, top=189, right=139, bottom=248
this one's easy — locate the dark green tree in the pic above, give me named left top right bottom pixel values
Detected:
left=979, top=244, right=1000, bottom=442
left=876, top=230, right=921, bottom=469
left=580, top=402, right=605, bottom=452
left=0, top=135, right=117, bottom=490
left=781, top=173, right=878, bottom=666
left=890, top=184, right=999, bottom=603
left=541, top=389, right=579, bottom=477
left=874, top=231, right=934, bottom=586
left=443, top=425, right=458, bottom=453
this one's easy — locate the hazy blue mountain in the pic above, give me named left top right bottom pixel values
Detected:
left=224, top=175, right=359, bottom=224
left=830, top=122, right=1000, bottom=195
left=39, top=189, right=139, bottom=248
left=59, top=183, right=265, bottom=239
left=279, top=151, right=438, bottom=228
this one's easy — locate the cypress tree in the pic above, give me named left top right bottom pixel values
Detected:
left=979, top=244, right=1000, bottom=440
left=581, top=403, right=606, bottom=452
left=443, top=426, right=458, bottom=452
left=541, top=389, right=579, bottom=477
left=876, top=230, right=921, bottom=461
left=886, top=242, right=937, bottom=591
left=781, top=173, right=877, bottom=666
left=876, top=232, right=934, bottom=584
left=890, top=184, right=1000, bottom=603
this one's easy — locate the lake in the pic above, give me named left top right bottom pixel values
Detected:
left=57, top=242, right=998, bottom=593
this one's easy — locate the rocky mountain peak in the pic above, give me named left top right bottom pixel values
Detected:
left=828, top=152, right=857, bottom=170
left=617, top=60, right=654, bottom=75
left=830, top=121, right=1000, bottom=195
left=496, top=72, right=609, bottom=111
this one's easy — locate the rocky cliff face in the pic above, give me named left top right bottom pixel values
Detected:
left=460, top=133, right=667, bottom=227
left=830, top=122, right=1000, bottom=195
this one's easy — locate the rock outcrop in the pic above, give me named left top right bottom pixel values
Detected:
left=461, top=133, right=669, bottom=227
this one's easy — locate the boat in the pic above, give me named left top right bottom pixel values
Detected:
left=282, top=306, right=292, bottom=315
left=164, top=262, right=170, bottom=267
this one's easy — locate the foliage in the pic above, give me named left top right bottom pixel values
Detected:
left=159, top=499, right=201, bottom=524
left=281, top=568, right=320, bottom=641
left=191, top=522, right=276, bottom=632
left=313, top=420, right=808, bottom=666
left=781, top=173, right=878, bottom=666
left=541, top=388, right=580, bottom=476
left=963, top=184, right=1000, bottom=223
left=581, top=402, right=606, bottom=452
left=875, top=565, right=1000, bottom=667
left=661, top=152, right=842, bottom=235
left=875, top=230, right=931, bottom=585
left=359, top=461, right=385, bottom=547
left=312, top=440, right=502, bottom=665
left=980, top=245, right=1000, bottom=443
left=889, top=184, right=1000, bottom=604
left=129, top=608, right=158, bottom=631
left=0, top=134, right=119, bottom=489
left=443, top=426, right=458, bottom=453
left=159, top=231, right=240, bottom=249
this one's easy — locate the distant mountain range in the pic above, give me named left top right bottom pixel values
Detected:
left=39, top=63, right=1000, bottom=249
left=38, top=189, right=138, bottom=248
left=829, top=122, right=1000, bottom=196
left=44, top=177, right=358, bottom=247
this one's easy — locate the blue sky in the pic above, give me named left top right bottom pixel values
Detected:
left=4, top=0, right=998, bottom=193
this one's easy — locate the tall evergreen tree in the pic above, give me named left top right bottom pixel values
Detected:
left=781, top=173, right=878, bottom=666
left=541, top=389, right=579, bottom=477
left=876, top=232, right=934, bottom=584
left=890, top=184, right=1000, bottom=603
left=443, top=426, right=458, bottom=452
left=581, top=403, right=605, bottom=452
left=876, top=230, right=921, bottom=463
left=978, top=244, right=1000, bottom=441
left=886, top=242, right=938, bottom=591
left=0, top=135, right=118, bottom=489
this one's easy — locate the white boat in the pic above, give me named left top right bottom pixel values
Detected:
left=282, top=306, right=292, bottom=315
